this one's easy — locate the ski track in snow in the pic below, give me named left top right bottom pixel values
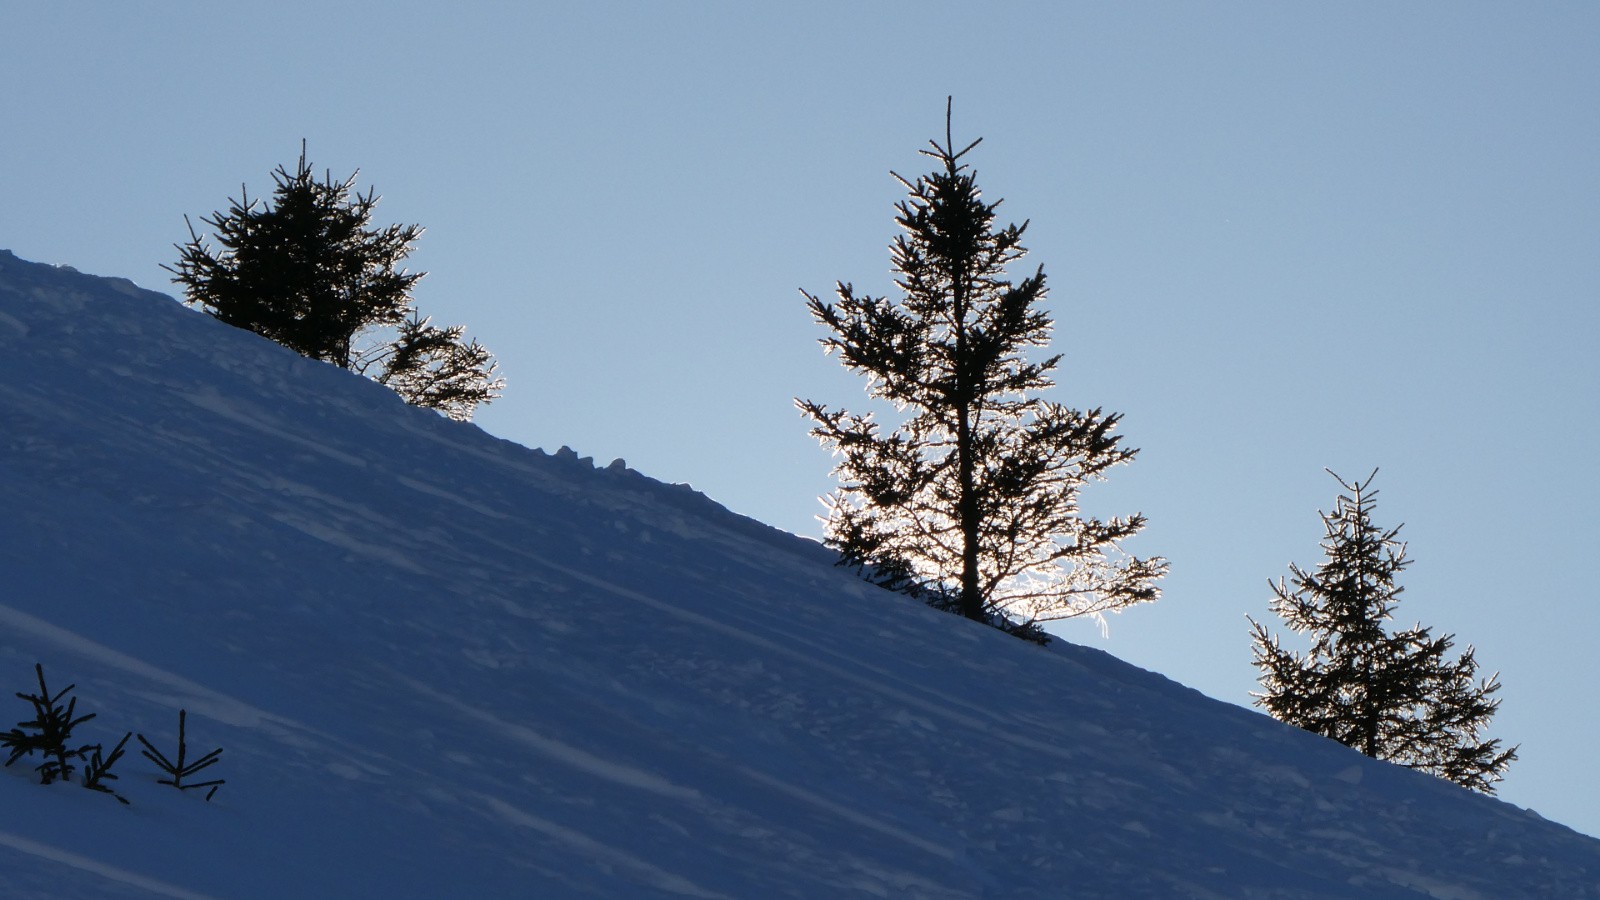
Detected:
left=0, top=603, right=312, bottom=736
left=519, top=548, right=1083, bottom=763
left=730, top=763, right=958, bottom=861
left=180, top=385, right=367, bottom=469
left=397, top=674, right=702, bottom=802
left=0, top=832, right=215, bottom=900
left=394, top=474, right=510, bottom=520
left=400, top=669, right=965, bottom=869
left=473, top=793, right=731, bottom=900
left=263, top=508, right=433, bottom=575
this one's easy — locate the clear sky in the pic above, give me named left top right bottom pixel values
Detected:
left=4, top=2, right=1597, bottom=838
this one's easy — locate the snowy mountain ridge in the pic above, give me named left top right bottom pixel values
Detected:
left=1, top=247, right=1597, bottom=898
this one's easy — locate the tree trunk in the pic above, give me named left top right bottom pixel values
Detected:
left=957, top=401, right=982, bottom=621
left=952, top=246, right=983, bottom=622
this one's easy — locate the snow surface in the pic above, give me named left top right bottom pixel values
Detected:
left=1, top=246, right=1597, bottom=898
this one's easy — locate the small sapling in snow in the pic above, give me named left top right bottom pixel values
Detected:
left=138, top=709, right=225, bottom=801
left=1, top=663, right=99, bottom=784
left=81, top=732, right=133, bottom=805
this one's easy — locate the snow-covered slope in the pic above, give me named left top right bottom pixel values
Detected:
left=0, top=248, right=1596, bottom=899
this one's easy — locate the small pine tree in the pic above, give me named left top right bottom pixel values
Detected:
left=1, top=663, right=97, bottom=784
left=167, top=143, right=501, bottom=420
left=81, top=732, right=132, bottom=805
left=361, top=313, right=503, bottom=422
left=1248, top=470, right=1517, bottom=793
left=138, top=709, right=225, bottom=802
left=797, top=100, right=1166, bottom=634
left=166, top=143, right=421, bottom=368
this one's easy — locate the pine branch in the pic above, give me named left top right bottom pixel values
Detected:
left=81, top=732, right=132, bottom=805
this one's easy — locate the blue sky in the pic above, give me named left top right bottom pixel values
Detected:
left=4, top=3, right=1597, bottom=837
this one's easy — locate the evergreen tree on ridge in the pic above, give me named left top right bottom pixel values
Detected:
left=797, top=100, right=1166, bottom=635
left=167, top=143, right=502, bottom=421
left=1249, top=469, right=1517, bottom=793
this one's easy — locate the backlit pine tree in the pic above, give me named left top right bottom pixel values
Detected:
left=1248, top=470, right=1517, bottom=793
left=167, top=144, right=502, bottom=421
left=363, top=313, right=501, bottom=423
left=797, top=101, right=1166, bottom=636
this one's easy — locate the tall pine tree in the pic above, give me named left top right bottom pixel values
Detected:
left=797, top=102, right=1165, bottom=635
left=1249, top=470, right=1517, bottom=793
left=167, top=144, right=502, bottom=421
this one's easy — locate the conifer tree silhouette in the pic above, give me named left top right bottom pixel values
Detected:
left=167, top=143, right=502, bottom=421
left=798, top=100, right=1165, bottom=634
left=1249, top=470, right=1517, bottom=793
